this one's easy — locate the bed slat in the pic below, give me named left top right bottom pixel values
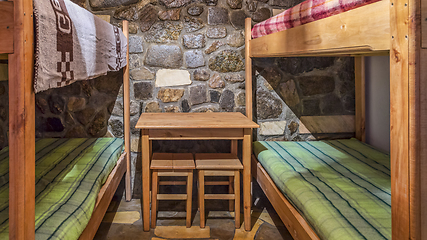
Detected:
left=0, top=1, right=14, bottom=54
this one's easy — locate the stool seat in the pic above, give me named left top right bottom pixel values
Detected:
left=151, top=153, right=195, bottom=170
left=195, top=153, right=243, bottom=170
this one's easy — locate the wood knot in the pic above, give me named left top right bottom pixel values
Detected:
left=392, top=49, right=401, bottom=62
left=304, top=35, right=322, bottom=45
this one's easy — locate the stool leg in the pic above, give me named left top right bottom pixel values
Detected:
left=234, top=170, right=240, bottom=229
left=229, top=176, right=234, bottom=212
left=151, top=170, right=158, bottom=228
left=186, top=170, right=193, bottom=228
left=199, top=170, right=205, bottom=228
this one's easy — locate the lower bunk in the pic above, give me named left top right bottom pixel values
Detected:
left=0, top=138, right=126, bottom=240
left=252, top=138, right=391, bottom=240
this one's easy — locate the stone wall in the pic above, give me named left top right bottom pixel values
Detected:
left=253, top=57, right=355, bottom=141
left=0, top=0, right=355, bottom=198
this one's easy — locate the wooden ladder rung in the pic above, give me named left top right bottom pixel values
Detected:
left=159, top=181, right=187, bottom=185
left=204, top=194, right=235, bottom=200
left=157, top=194, right=188, bottom=200
left=204, top=181, right=230, bottom=185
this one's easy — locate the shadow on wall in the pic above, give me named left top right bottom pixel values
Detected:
left=34, top=70, right=124, bottom=139
left=252, top=56, right=356, bottom=141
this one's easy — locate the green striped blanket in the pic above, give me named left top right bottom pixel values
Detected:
left=0, top=138, right=124, bottom=240
left=253, top=138, right=391, bottom=240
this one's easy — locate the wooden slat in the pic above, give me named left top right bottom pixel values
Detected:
left=157, top=194, right=188, bottom=200
left=149, top=128, right=244, bottom=140
left=250, top=0, right=390, bottom=57
left=159, top=181, right=187, bottom=185
left=390, top=0, right=410, bottom=238
left=298, top=115, right=355, bottom=134
left=79, top=153, right=127, bottom=240
left=0, top=1, right=14, bottom=54
left=252, top=155, right=320, bottom=240
left=245, top=18, right=253, bottom=121
left=203, top=170, right=235, bottom=176
left=204, top=194, right=235, bottom=200
left=204, top=181, right=230, bottom=185
left=137, top=112, right=259, bottom=129
left=122, top=20, right=131, bottom=202
left=8, top=0, right=35, bottom=238
left=355, top=57, right=366, bottom=142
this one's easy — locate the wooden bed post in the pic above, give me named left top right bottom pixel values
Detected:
left=245, top=18, right=253, bottom=121
left=355, top=56, right=365, bottom=142
left=390, top=0, right=414, bottom=238
left=122, top=20, right=131, bottom=202
left=8, top=0, right=36, bottom=238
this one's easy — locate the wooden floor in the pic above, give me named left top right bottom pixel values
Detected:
left=94, top=181, right=292, bottom=240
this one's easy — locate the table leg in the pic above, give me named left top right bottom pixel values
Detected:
left=243, top=128, right=252, bottom=231
left=141, top=129, right=150, bottom=231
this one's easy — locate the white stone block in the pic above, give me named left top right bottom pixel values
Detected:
left=155, top=69, right=192, bottom=87
left=259, top=121, right=287, bottom=136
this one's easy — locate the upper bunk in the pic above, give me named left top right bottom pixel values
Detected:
left=247, top=0, right=390, bottom=57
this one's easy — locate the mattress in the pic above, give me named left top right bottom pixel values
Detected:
left=251, top=0, right=381, bottom=39
left=0, top=138, right=124, bottom=240
left=253, top=138, right=391, bottom=240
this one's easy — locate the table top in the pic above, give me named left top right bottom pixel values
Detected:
left=135, top=112, right=259, bottom=129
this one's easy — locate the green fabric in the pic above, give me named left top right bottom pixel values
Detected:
left=253, top=138, right=391, bottom=240
left=0, top=138, right=124, bottom=240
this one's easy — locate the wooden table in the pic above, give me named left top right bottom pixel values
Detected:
left=135, top=112, right=259, bottom=231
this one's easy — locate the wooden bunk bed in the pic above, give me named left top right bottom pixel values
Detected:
left=0, top=0, right=131, bottom=239
left=245, top=0, right=423, bottom=238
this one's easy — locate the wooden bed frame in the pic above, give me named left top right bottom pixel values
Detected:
left=245, top=0, right=424, bottom=238
left=0, top=1, right=132, bottom=239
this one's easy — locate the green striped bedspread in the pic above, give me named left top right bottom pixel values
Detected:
left=0, top=138, right=124, bottom=240
left=253, top=138, right=391, bottom=240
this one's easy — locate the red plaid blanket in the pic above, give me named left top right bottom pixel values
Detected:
left=251, top=0, right=381, bottom=39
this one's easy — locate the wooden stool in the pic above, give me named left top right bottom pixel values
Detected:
left=151, top=153, right=195, bottom=228
left=195, top=153, right=243, bottom=229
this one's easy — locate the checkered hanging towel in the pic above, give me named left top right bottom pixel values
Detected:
left=33, top=0, right=127, bottom=93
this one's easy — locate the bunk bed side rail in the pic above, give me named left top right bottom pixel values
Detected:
left=0, top=1, right=14, bottom=54
left=249, top=0, right=390, bottom=57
